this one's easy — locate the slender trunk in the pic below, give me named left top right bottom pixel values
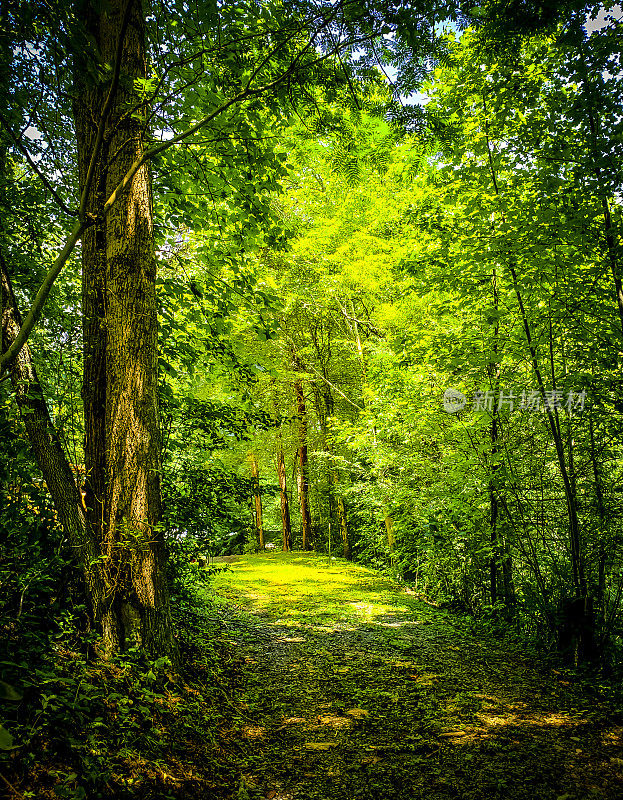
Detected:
left=277, top=446, right=292, bottom=551
left=511, top=266, right=592, bottom=661
left=312, top=383, right=333, bottom=538
left=0, top=36, right=104, bottom=615
left=490, top=490, right=499, bottom=605
left=488, top=269, right=501, bottom=607
left=314, top=382, right=350, bottom=559
left=580, top=62, right=623, bottom=340
left=482, top=97, right=515, bottom=615
left=294, top=378, right=312, bottom=550
left=589, top=410, right=607, bottom=640
left=342, top=297, right=376, bottom=444
left=484, top=88, right=583, bottom=646
left=511, top=267, right=585, bottom=589
left=249, top=451, right=264, bottom=549
left=73, top=0, right=174, bottom=657
left=1, top=253, right=106, bottom=607
left=337, top=490, right=350, bottom=560
left=600, top=194, right=623, bottom=338
left=385, top=513, right=395, bottom=551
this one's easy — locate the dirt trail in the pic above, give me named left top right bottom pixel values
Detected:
left=209, top=553, right=623, bottom=800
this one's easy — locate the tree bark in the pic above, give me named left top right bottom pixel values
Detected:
left=313, top=381, right=350, bottom=559
left=1, top=252, right=107, bottom=605
left=249, top=451, right=264, bottom=549
left=294, top=378, right=313, bottom=550
left=73, top=0, right=175, bottom=657
left=277, top=446, right=292, bottom=551
left=337, top=491, right=350, bottom=560
left=486, top=268, right=514, bottom=614
left=385, top=513, right=395, bottom=551
left=488, top=269, right=501, bottom=607
left=0, top=15, right=108, bottom=635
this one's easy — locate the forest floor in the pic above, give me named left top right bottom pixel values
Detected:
left=205, top=552, right=623, bottom=800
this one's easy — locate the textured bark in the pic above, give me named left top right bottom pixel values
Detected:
left=313, top=382, right=350, bottom=559
left=384, top=514, right=395, bottom=551
left=489, top=269, right=501, bottom=607
left=73, top=0, right=175, bottom=656
left=1, top=253, right=106, bottom=606
left=337, top=492, right=350, bottom=560
left=249, top=452, right=264, bottom=549
left=277, top=447, right=292, bottom=552
left=294, top=378, right=312, bottom=550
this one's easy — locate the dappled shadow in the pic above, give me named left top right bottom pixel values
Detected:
left=210, top=554, right=623, bottom=800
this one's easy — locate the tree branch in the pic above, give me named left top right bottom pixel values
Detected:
left=1, top=26, right=368, bottom=374
left=0, top=218, right=86, bottom=373
left=0, top=112, right=76, bottom=216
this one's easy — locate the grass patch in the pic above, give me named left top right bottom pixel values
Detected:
left=209, top=551, right=420, bottom=628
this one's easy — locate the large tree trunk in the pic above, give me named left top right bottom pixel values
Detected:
left=277, top=446, right=292, bottom=552
left=73, top=0, right=175, bottom=656
left=294, top=378, right=313, bottom=550
left=249, top=451, right=264, bottom=549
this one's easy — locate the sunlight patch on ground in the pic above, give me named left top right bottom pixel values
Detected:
left=209, top=551, right=420, bottom=628
left=241, top=725, right=266, bottom=739
left=440, top=709, right=578, bottom=745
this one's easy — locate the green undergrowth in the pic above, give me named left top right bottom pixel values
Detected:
left=1, top=590, right=242, bottom=800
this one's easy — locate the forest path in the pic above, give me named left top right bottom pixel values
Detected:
left=209, top=552, right=623, bottom=800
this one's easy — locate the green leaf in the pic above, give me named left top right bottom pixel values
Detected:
left=0, top=681, right=22, bottom=701
left=0, top=723, right=15, bottom=750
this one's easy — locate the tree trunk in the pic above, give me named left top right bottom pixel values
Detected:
left=277, top=447, right=292, bottom=552
left=337, top=491, right=350, bottom=560
left=510, top=264, right=591, bottom=662
left=0, top=19, right=108, bottom=632
left=488, top=269, right=501, bottom=607
left=313, top=382, right=350, bottom=559
left=578, top=56, right=623, bottom=341
left=385, top=513, right=395, bottom=551
left=487, top=268, right=513, bottom=614
left=589, top=411, right=607, bottom=644
left=73, top=0, right=175, bottom=657
left=311, top=383, right=334, bottom=540
left=1, top=253, right=106, bottom=605
left=294, top=378, right=313, bottom=550
left=484, top=91, right=583, bottom=649
left=249, top=451, right=264, bottom=549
